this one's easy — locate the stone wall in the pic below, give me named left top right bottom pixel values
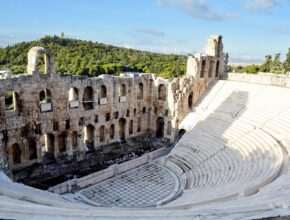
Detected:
left=227, top=72, right=290, bottom=88
left=0, top=35, right=225, bottom=173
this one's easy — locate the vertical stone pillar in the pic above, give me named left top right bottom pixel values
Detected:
left=0, top=132, right=9, bottom=175
left=223, top=53, right=229, bottom=78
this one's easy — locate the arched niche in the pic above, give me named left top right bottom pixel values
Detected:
left=58, top=132, right=67, bottom=153
left=28, top=139, right=37, bottom=160
left=215, top=61, right=220, bottom=77
left=84, top=124, right=95, bottom=149
left=156, top=117, right=165, bottom=138
left=71, top=131, right=78, bottom=150
left=118, top=118, right=126, bottom=140
left=158, top=84, right=166, bottom=101
left=129, top=120, right=133, bottom=135
left=119, top=84, right=127, bottom=96
left=69, top=87, right=79, bottom=108
left=100, top=125, right=105, bottom=142
left=39, top=89, right=52, bottom=112
left=109, top=124, right=115, bottom=139
left=137, top=82, right=143, bottom=99
left=69, top=87, right=79, bottom=101
left=82, top=86, right=94, bottom=110
left=99, top=85, right=107, bottom=98
left=200, top=60, right=206, bottom=78
left=40, top=133, right=55, bottom=157
left=11, top=143, right=22, bottom=164
left=5, top=91, right=20, bottom=112
left=188, top=92, right=193, bottom=110
left=27, top=46, right=55, bottom=77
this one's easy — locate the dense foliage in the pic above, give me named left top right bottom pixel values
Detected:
left=228, top=50, right=290, bottom=74
left=0, top=36, right=187, bottom=79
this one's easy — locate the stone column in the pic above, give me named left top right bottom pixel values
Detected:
left=224, top=53, right=229, bottom=78
left=0, top=132, right=9, bottom=175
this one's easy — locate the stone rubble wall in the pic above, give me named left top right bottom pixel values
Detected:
left=227, top=72, right=290, bottom=88
left=0, top=35, right=225, bottom=174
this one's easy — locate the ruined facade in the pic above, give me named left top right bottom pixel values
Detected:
left=0, top=35, right=224, bottom=175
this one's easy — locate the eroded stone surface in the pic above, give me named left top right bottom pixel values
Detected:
left=0, top=35, right=224, bottom=185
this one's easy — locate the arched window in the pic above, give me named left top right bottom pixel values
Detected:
left=5, top=91, right=20, bottom=112
left=129, top=120, right=133, bottom=135
left=98, top=85, right=108, bottom=105
left=215, top=61, right=220, bottom=77
left=69, top=87, right=79, bottom=109
left=84, top=124, right=94, bottom=149
left=158, top=84, right=166, bottom=101
left=71, top=131, right=78, bottom=150
left=28, top=140, right=37, bottom=160
left=12, top=143, right=21, bottom=164
left=120, top=84, right=126, bottom=96
left=83, top=86, right=94, bottom=110
left=137, top=117, right=141, bottom=132
left=99, top=85, right=107, bottom=98
left=118, top=118, right=126, bottom=140
left=100, top=125, right=105, bottom=142
left=137, top=82, right=143, bottom=99
left=58, top=132, right=67, bottom=153
left=39, top=89, right=52, bottom=112
left=39, top=89, right=52, bottom=103
left=41, top=133, right=55, bottom=157
left=188, top=92, right=193, bottom=110
left=200, top=60, right=206, bottom=78
left=156, top=117, right=165, bottom=138
left=109, top=124, right=115, bottom=139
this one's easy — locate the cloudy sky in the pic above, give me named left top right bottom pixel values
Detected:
left=0, top=0, right=290, bottom=64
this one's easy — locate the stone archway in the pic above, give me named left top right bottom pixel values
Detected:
left=27, top=46, right=55, bottom=76
left=156, top=117, right=165, bottom=138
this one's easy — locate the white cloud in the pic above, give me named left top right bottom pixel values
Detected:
left=156, top=0, right=239, bottom=20
left=245, top=0, right=280, bottom=11
left=133, top=28, right=166, bottom=37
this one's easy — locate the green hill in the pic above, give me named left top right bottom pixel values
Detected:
left=0, top=36, right=186, bottom=79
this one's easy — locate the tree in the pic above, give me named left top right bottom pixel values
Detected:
left=283, top=48, right=290, bottom=73
left=271, top=53, right=282, bottom=74
left=0, top=35, right=187, bottom=78
left=244, top=64, right=259, bottom=74
left=260, top=55, right=272, bottom=73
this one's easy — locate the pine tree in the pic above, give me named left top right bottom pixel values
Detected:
left=260, top=55, right=272, bottom=72
left=283, top=48, right=290, bottom=73
left=271, top=53, right=282, bottom=74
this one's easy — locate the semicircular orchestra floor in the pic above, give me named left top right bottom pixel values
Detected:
left=79, top=163, right=180, bottom=207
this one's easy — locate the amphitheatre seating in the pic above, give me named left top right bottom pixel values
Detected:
left=1, top=80, right=290, bottom=219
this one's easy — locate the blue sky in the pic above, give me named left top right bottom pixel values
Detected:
left=0, top=0, right=290, bottom=64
